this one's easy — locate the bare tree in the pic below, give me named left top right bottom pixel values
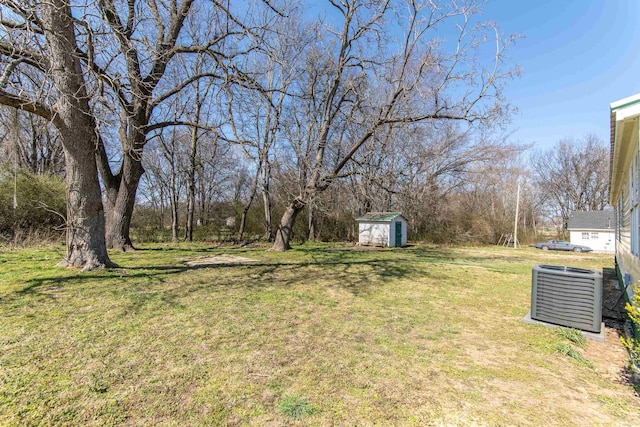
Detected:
left=84, top=0, right=287, bottom=250
left=0, top=0, right=113, bottom=269
left=184, top=74, right=218, bottom=242
left=531, top=134, right=609, bottom=229
left=139, top=146, right=170, bottom=229
left=0, top=109, right=64, bottom=176
left=82, top=0, right=210, bottom=250
left=271, top=0, right=518, bottom=250
left=156, top=129, right=186, bottom=242
left=224, top=11, right=305, bottom=241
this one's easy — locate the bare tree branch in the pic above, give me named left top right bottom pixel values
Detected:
left=0, top=42, right=50, bottom=72
left=145, top=120, right=218, bottom=134
left=0, top=88, right=55, bottom=123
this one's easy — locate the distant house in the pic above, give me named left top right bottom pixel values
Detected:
left=567, top=211, right=615, bottom=253
left=356, top=212, right=407, bottom=247
left=609, top=92, right=640, bottom=299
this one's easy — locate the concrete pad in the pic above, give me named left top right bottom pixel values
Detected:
left=523, top=311, right=606, bottom=343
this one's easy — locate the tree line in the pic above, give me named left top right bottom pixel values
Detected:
left=0, top=0, right=609, bottom=269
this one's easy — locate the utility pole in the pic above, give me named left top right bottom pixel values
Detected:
left=513, top=181, right=521, bottom=249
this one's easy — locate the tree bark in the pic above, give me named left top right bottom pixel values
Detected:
left=272, top=200, right=305, bottom=251
left=101, top=152, right=144, bottom=251
left=169, top=166, right=179, bottom=242
left=261, top=161, right=273, bottom=241
left=45, top=0, right=113, bottom=269
left=262, top=191, right=273, bottom=241
left=185, top=128, right=197, bottom=242
left=308, top=201, right=316, bottom=242
left=237, top=201, right=252, bottom=241
left=61, top=137, right=113, bottom=270
left=238, top=167, right=260, bottom=241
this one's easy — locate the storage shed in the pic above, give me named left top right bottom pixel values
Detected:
left=356, top=212, right=407, bottom=247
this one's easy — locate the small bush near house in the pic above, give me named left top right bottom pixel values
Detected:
left=621, top=284, right=640, bottom=376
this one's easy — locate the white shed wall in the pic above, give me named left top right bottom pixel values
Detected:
left=569, top=230, right=615, bottom=253
left=358, top=222, right=389, bottom=246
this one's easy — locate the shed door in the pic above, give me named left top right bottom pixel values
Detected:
left=395, top=221, right=402, bottom=247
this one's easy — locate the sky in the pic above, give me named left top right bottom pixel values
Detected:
left=482, top=0, right=640, bottom=150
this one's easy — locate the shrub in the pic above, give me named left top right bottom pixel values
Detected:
left=0, top=170, right=66, bottom=240
left=621, top=284, right=640, bottom=376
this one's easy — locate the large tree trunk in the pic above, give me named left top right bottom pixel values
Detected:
left=272, top=200, right=305, bottom=251
left=238, top=168, right=260, bottom=241
left=45, top=0, right=113, bottom=270
left=262, top=191, right=273, bottom=241
left=237, top=199, right=253, bottom=241
left=308, top=201, right=316, bottom=241
left=61, top=137, right=112, bottom=270
left=102, top=154, right=144, bottom=251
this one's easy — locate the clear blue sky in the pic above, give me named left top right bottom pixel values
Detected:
left=483, top=0, right=640, bottom=150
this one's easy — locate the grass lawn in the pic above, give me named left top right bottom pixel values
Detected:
left=0, top=242, right=638, bottom=426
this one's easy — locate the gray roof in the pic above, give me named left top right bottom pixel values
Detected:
left=356, top=212, right=405, bottom=222
left=567, top=211, right=614, bottom=230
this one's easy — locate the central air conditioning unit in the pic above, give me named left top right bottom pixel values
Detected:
left=530, top=264, right=603, bottom=333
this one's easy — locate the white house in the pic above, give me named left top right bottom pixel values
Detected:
left=609, top=92, right=640, bottom=300
left=356, top=212, right=407, bottom=247
left=567, top=211, right=615, bottom=253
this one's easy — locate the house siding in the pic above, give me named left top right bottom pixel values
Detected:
left=611, top=97, right=640, bottom=300
left=615, top=153, right=640, bottom=293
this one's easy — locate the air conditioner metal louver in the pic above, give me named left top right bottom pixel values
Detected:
left=531, top=264, right=603, bottom=333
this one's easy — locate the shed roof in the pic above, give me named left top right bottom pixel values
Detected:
left=567, top=211, right=614, bottom=230
left=356, top=212, right=405, bottom=222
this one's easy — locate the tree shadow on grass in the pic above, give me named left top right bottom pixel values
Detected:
left=9, top=245, right=454, bottom=312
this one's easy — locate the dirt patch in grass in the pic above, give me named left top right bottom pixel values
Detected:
left=584, top=327, right=634, bottom=384
left=346, top=245, right=386, bottom=251
left=585, top=274, right=639, bottom=394
left=184, top=255, right=258, bottom=266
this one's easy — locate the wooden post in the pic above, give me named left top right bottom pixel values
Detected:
left=513, top=182, right=521, bottom=248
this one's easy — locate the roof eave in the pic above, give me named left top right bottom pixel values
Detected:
left=609, top=94, right=640, bottom=204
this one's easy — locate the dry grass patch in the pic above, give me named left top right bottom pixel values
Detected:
left=184, top=254, right=258, bottom=266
